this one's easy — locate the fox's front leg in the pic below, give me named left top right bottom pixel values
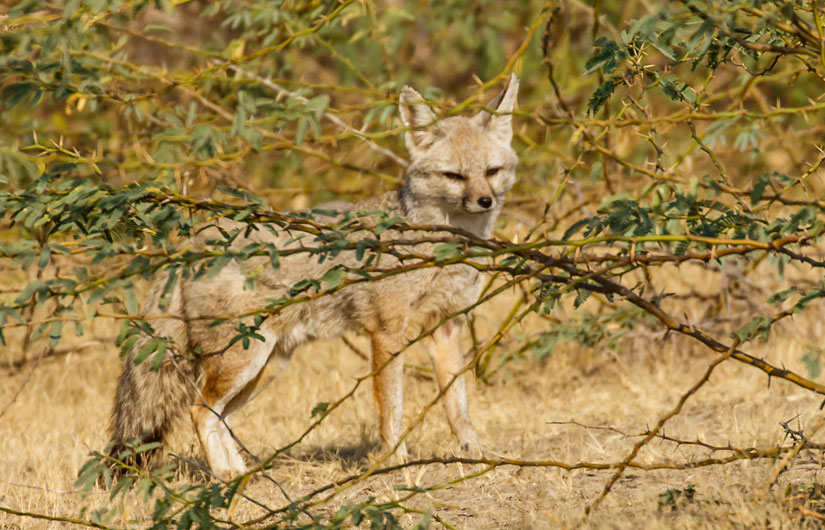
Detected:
left=370, top=326, right=408, bottom=460
left=427, top=317, right=481, bottom=453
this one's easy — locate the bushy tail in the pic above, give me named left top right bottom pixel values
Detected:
left=108, top=275, right=196, bottom=466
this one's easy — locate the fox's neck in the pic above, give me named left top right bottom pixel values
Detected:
left=397, top=188, right=498, bottom=239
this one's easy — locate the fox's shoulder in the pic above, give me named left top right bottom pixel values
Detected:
left=349, top=190, right=405, bottom=218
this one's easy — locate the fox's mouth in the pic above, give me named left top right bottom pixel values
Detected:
left=462, top=207, right=492, bottom=215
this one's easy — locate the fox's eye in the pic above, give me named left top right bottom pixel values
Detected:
left=486, top=167, right=501, bottom=177
left=443, top=172, right=465, bottom=181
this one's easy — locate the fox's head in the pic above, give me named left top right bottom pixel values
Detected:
left=398, top=74, right=519, bottom=231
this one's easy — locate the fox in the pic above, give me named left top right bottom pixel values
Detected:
left=109, top=74, right=519, bottom=479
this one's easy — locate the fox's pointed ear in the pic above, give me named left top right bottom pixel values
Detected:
left=473, top=73, right=519, bottom=145
left=399, top=86, right=438, bottom=155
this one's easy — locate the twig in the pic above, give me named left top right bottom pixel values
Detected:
left=0, top=506, right=116, bottom=529
left=763, top=418, right=825, bottom=492
left=226, top=64, right=408, bottom=167
left=242, top=441, right=818, bottom=523
left=1, top=340, right=111, bottom=371
left=584, top=339, right=740, bottom=517
left=0, top=348, right=44, bottom=421
left=0, top=478, right=102, bottom=495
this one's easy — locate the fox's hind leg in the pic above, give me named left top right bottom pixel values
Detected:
left=426, top=317, right=480, bottom=453
left=216, top=354, right=289, bottom=471
left=191, top=329, right=277, bottom=479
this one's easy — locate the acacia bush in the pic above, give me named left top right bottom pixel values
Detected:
left=2, top=0, right=825, bottom=527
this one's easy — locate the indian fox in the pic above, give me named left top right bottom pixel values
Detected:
left=109, top=74, right=519, bottom=479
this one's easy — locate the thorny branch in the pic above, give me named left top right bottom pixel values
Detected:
left=585, top=339, right=740, bottom=515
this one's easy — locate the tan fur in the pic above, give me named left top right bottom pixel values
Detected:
left=109, top=75, right=520, bottom=479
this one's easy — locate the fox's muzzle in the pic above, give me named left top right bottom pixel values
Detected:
left=462, top=195, right=495, bottom=213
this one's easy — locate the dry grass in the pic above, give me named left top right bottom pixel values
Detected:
left=2, top=230, right=825, bottom=529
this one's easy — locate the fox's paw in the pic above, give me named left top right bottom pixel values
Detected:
left=457, top=430, right=483, bottom=458
left=392, top=441, right=409, bottom=464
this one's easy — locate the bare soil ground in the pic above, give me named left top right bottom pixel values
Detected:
left=2, top=244, right=825, bottom=529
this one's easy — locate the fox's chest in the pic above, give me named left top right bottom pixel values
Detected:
left=405, top=265, right=482, bottom=326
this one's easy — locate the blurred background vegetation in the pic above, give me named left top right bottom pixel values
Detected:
left=3, top=0, right=824, bottom=215
left=3, top=0, right=824, bottom=242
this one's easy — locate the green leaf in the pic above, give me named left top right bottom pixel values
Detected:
left=321, top=266, right=346, bottom=288
left=585, top=38, right=626, bottom=74
left=124, top=285, right=138, bottom=314
left=62, top=0, right=80, bottom=19
left=412, top=508, right=432, bottom=530
left=295, top=115, right=309, bottom=146
left=767, top=287, right=796, bottom=305
left=49, top=320, right=63, bottom=348
left=205, top=254, right=232, bottom=279
left=2, top=82, right=38, bottom=107
left=750, top=174, right=771, bottom=204
left=802, top=348, right=823, bottom=379
left=733, top=315, right=772, bottom=342
left=136, top=478, right=154, bottom=502
left=109, top=475, right=133, bottom=500
left=149, top=342, right=167, bottom=371
left=651, top=36, right=677, bottom=61
left=573, top=289, right=592, bottom=308
left=587, top=79, right=617, bottom=114
left=37, top=245, right=51, bottom=268
left=311, top=401, right=329, bottom=417
left=15, top=279, right=46, bottom=304
left=794, top=285, right=825, bottom=313
left=305, top=95, right=329, bottom=121
left=268, top=248, right=280, bottom=271
left=133, top=338, right=161, bottom=366
left=433, top=242, right=462, bottom=261
left=75, top=455, right=106, bottom=491
left=374, top=215, right=403, bottom=235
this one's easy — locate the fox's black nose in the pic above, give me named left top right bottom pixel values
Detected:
left=477, top=196, right=493, bottom=209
